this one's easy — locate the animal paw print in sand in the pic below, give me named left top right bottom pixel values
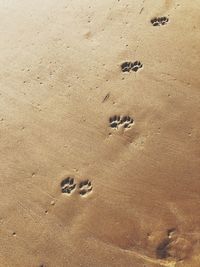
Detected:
left=109, top=115, right=121, bottom=128
left=60, top=177, right=76, bottom=194
left=121, top=116, right=134, bottom=128
left=109, top=115, right=134, bottom=129
left=131, top=61, right=143, bottom=72
left=121, top=62, right=132, bottom=72
left=79, top=180, right=93, bottom=196
left=121, top=61, right=143, bottom=72
left=151, top=17, right=169, bottom=26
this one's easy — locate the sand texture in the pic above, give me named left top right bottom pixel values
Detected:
left=0, top=0, right=200, bottom=266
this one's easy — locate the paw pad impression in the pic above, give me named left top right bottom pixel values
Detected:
left=79, top=180, right=93, bottom=196
left=151, top=17, right=169, bottom=26
left=61, top=177, right=76, bottom=194
left=109, top=115, right=134, bottom=129
left=121, top=61, right=143, bottom=72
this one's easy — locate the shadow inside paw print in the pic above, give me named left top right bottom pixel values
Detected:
left=79, top=180, right=93, bottom=196
left=121, top=116, right=134, bottom=128
left=131, top=61, right=143, bottom=72
left=109, top=115, right=121, bottom=128
left=151, top=17, right=169, bottom=26
left=61, top=177, right=76, bottom=194
left=109, top=115, right=134, bottom=129
left=121, top=62, right=132, bottom=72
left=121, top=61, right=143, bottom=72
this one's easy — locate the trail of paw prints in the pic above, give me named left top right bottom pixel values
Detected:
left=109, top=115, right=134, bottom=130
left=60, top=177, right=76, bottom=194
left=151, top=17, right=169, bottom=26
left=60, top=177, right=93, bottom=197
left=79, top=180, right=93, bottom=196
left=121, top=61, right=143, bottom=73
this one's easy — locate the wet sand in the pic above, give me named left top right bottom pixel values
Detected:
left=0, top=0, right=200, bottom=266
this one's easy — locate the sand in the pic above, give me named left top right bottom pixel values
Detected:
left=0, top=0, right=200, bottom=266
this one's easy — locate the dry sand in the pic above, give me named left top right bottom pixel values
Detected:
left=0, top=0, right=200, bottom=266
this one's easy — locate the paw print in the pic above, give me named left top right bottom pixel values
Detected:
left=121, top=62, right=132, bottom=72
left=60, top=177, right=93, bottom=198
left=151, top=18, right=160, bottom=26
left=131, top=61, right=143, bottom=72
left=60, top=177, right=76, bottom=194
left=121, top=61, right=143, bottom=72
left=159, top=17, right=169, bottom=25
left=121, top=116, right=134, bottom=128
left=109, top=115, right=134, bottom=130
left=109, top=115, right=121, bottom=128
left=79, top=180, right=93, bottom=196
left=151, top=17, right=169, bottom=26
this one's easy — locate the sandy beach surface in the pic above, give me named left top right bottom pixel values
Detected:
left=0, top=0, right=200, bottom=266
